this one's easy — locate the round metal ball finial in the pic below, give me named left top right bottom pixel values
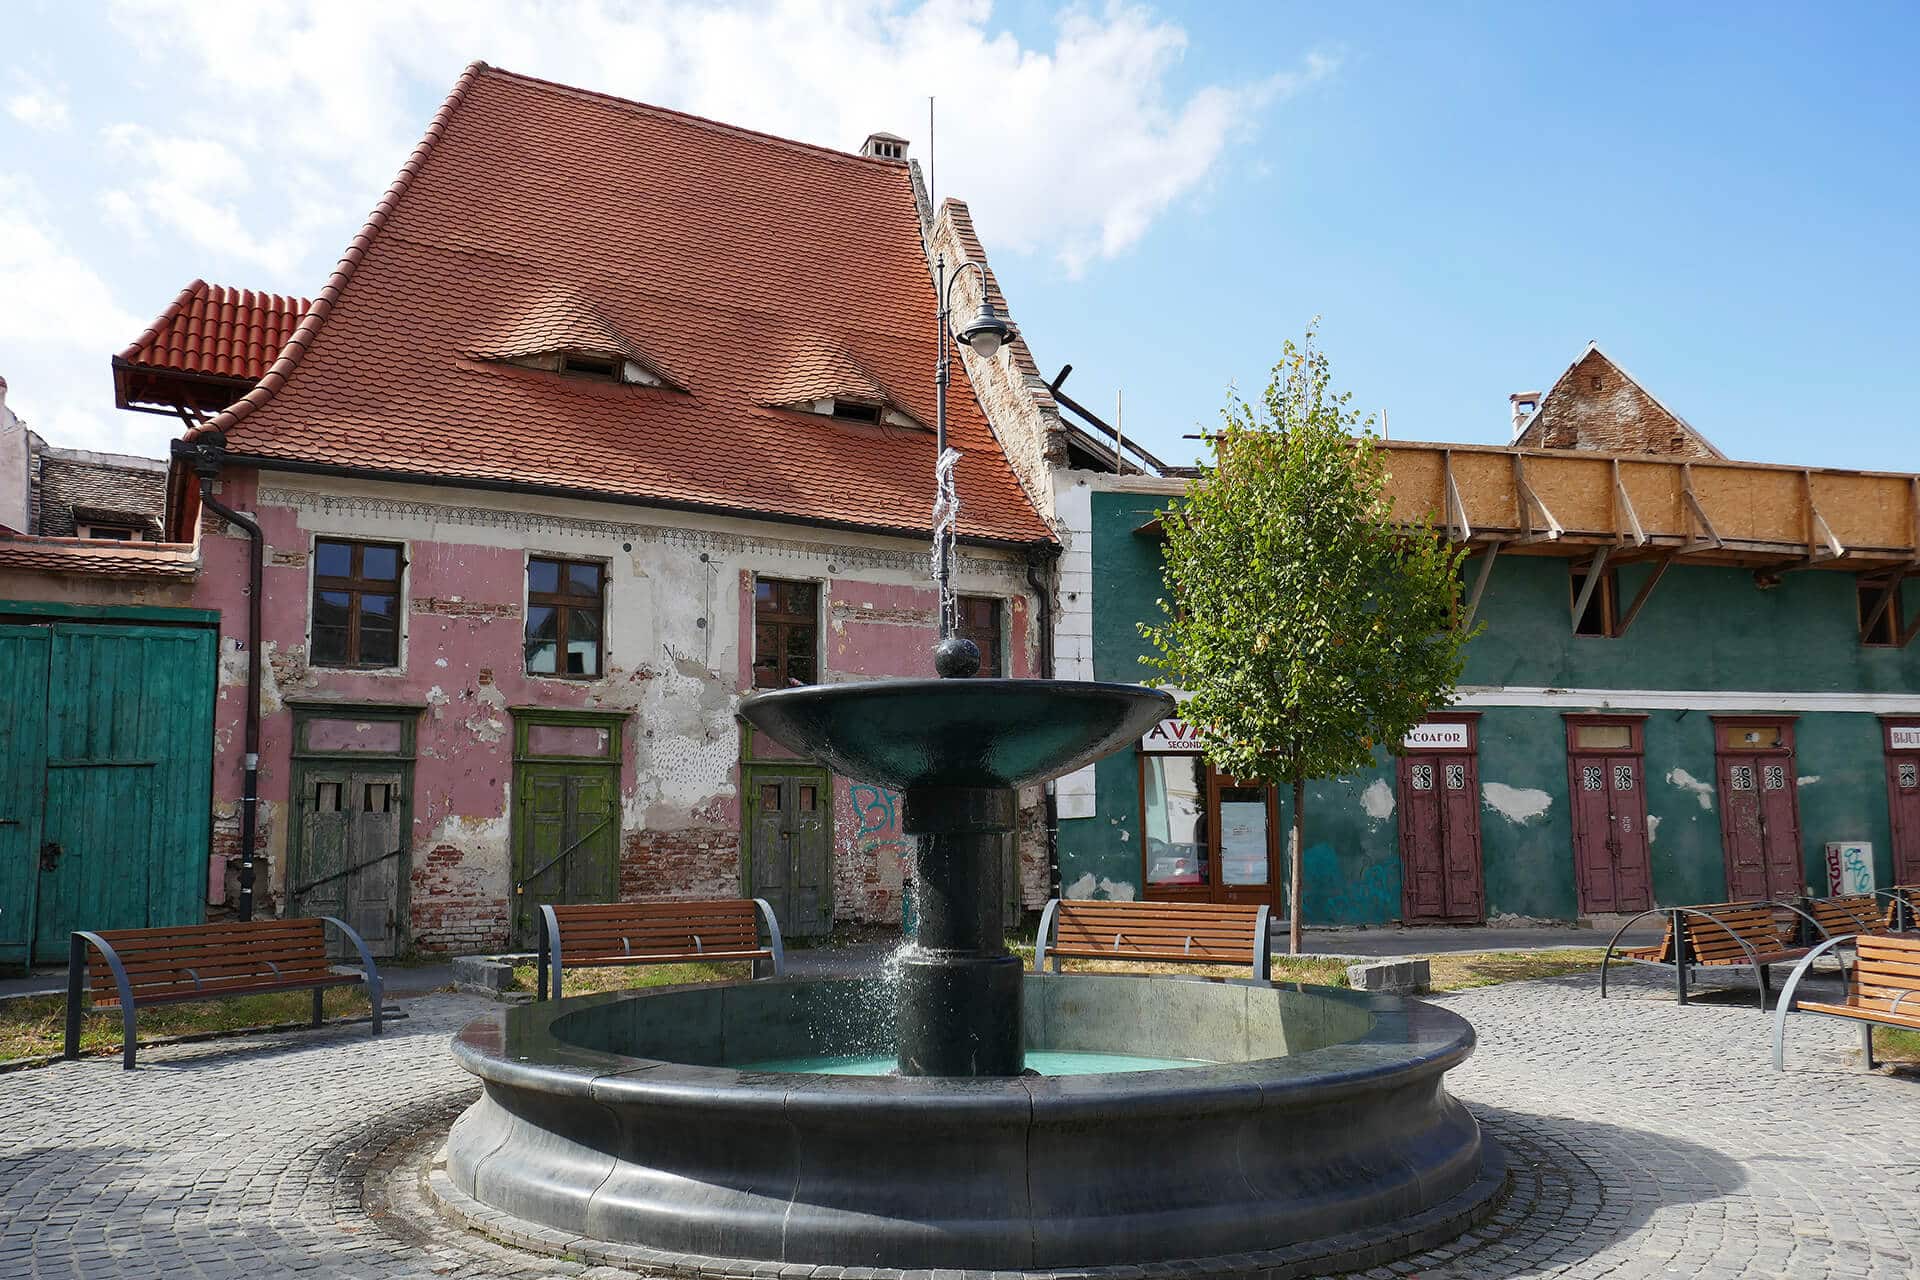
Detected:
left=933, top=635, right=981, bottom=678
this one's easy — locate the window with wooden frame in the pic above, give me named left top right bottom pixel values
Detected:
left=311, top=538, right=404, bottom=668
left=957, top=595, right=1003, bottom=677
left=753, top=578, right=818, bottom=688
left=1569, top=563, right=1617, bottom=638
left=525, top=557, right=606, bottom=677
left=1858, top=578, right=1903, bottom=647
left=77, top=522, right=143, bottom=541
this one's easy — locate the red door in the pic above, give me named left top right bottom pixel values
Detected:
left=1565, top=717, right=1652, bottom=914
left=1884, top=719, right=1920, bottom=885
left=1714, top=718, right=1803, bottom=902
left=1570, top=755, right=1652, bottom=913
left=1397, top=717, right=1484, bottom=923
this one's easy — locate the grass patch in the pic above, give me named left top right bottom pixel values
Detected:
left=0, top=986, right=372, bottom=1064
left=1423, top=949, right=1608, bottom=992
left=505, top=960, right=751, bottom=995
left=1875, top=1025, right=1920, bottom=1064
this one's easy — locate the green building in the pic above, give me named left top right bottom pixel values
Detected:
left=1047, top=348, right=1920, bottom=926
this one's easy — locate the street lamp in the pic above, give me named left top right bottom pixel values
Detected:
left=932, top=256, right=1016, bottom=677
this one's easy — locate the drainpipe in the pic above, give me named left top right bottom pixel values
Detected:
left=176, top=427, right=264, bottom=922
left=1025, top=543, right=1060, bottom=897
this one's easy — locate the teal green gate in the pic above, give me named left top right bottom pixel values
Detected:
left=0, top=618, right=216, bottom=967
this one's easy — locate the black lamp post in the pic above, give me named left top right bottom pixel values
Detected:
left=931, top=254, right=1015, bottom=678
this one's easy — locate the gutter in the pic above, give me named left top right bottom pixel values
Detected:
left=1025, top=543, right=1061, bottom=900
left=172, top=427, right=264, bottom=922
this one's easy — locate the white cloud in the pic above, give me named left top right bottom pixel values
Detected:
left=107, top=0, right=1333, bottom=277
left=6, top=77, right=70, bottom=131
left=0, top=178, right=143, bottom=347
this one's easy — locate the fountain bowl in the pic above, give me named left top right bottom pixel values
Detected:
left=737, top=678, right=1175, bottom=791
left=439, top=973, right=1502, bottom=1277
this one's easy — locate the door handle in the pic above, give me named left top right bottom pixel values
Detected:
left=39, top=841, right=63, bottom=872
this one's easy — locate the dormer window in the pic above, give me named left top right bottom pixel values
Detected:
left=562, top=352, right=619, bottom=379
left=502, top=349, right=663, bottom=386
left=829, top=399, right=882, bottom=424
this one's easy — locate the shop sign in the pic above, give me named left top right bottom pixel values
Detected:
left=1141, top=718, right=1206, bottom=753
left=1889, top=726, right=1920, bottom=751
left=1403, top=722, right=1471, bottom=751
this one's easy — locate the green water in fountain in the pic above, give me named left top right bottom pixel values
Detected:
left=739, top=1050, right=1213, bottom=1076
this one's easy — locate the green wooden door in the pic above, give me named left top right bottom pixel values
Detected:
left=31, top=624, right=215, bottom=961
left=290, top=766, right=408, bottom=957
left=509, top=709, right=627, bottom=949
left=743, top=765, right=831, bottom=937
left=0, top=626, right=50, bottom=968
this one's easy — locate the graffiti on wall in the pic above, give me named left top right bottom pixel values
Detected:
left=850, top=783, right=911, bottom=890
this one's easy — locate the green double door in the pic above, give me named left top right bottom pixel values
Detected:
left=0, top=621, right=216, bottom=967
left=743, top=765, right=832, bottom=937
left=509, top=710, right=625, bottom=948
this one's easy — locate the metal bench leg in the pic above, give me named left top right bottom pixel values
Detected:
left=1860, top=1022, right=1875, bottom=1072
left=65, top=933, right=84, bottom=1061
left=1676, top=961, right=1689, bottom=1006
left=1757, top=965, right=1771, bottom=1012
left=312, top=987, right=325, bottom=1028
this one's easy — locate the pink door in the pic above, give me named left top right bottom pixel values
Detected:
left=1885, top=720, right=1920, bottom=886
left=1715, top=721, right=1802, bottom=902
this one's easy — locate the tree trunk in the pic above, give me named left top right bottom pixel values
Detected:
left=1288, top=775, right=1305, bottom=955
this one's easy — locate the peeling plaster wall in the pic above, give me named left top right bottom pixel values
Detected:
left=188, top=469, right=1044, bottom=952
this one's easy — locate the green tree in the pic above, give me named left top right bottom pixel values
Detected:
left=1141, top=327, right=1472, bottom=954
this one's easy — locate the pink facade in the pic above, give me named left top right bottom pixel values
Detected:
left=187, top=469, right=1041, bottom=953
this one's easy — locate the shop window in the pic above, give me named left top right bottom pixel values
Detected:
left=526, top=556, right=605, bottom=677
left=1570, top=563, right=1616, bottom=638
left=311, top=538, right=404, bottom=668
left=753, top=578, right=818, bottom=688
left=1141, top=754, right=1209, bottom=887
left=957, top=595, right=1003, bottom=677
left=1858, top=580, right=1902, bottom=646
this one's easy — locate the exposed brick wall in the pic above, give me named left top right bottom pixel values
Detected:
left=413, top=596, right=521, bottom=620
left=1515, top=348, right=1720, bottom=458
left=409, top=843, right=509, bottom=953
left=621, top=828, right=742, bottom=900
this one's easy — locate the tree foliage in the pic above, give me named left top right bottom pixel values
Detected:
left=1141, top=327, right=1473, bottom=940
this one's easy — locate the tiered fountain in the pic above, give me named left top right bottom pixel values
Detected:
left=437, top=280, right=1500, bottom=1277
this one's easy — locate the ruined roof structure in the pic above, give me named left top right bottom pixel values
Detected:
left=1511, top=344, right=1725, bottom=459
left=168, top=62, right=1052, bottom=546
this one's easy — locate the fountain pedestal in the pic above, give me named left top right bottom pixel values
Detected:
left=896, top=785, right=1022, bottom=1075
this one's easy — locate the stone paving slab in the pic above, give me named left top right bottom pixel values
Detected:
left=0, top=966, right=1912, bottom=1278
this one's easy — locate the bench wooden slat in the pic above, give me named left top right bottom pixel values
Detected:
left=541, top=898, right=782, bottom=997
left=91, top=975, right=362, bottom=1009
left=1037, top=899, right=1271, bottom=978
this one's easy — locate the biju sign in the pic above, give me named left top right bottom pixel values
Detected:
left=1889, top=726, right=1920, bottom=751
left=1140, top=718, right=1206, bottom=754
left=1402, top=722, right=1471, bottom=751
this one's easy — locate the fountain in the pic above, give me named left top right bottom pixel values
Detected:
left=435, top=275, right=1501, bottom=1276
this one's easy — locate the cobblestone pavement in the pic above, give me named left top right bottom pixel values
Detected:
left=1, top=967, right=1913, bottom=1280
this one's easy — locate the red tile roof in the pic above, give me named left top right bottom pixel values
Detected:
left=120, top=281, right=310, bottom=383
left=185, top=63, right=1052, bottom=545
left=0, top=535, right=199, bottom=579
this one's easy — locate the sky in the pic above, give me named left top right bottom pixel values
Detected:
left=3, top=1, right=1917, bottom=473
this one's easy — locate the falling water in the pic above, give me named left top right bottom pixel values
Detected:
left=930, top=445, right=961, bottom=633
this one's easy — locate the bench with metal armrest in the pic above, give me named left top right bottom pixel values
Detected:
left=1600, top=901, right=1826, bottom=1009
left=66, top=916, right=383, bottom=1070
left=1773, top=933, right=1920, bottom=1070
left=1033, top=898, right=1274, bottom=980
left=537, top=897, right=785, bottom=1000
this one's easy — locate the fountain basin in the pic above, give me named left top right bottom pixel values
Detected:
left=442, top=974, right=1499, bottom=1274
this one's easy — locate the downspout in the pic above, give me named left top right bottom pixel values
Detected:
left=174, top=424, right=264, bottom=922
left=1025, top=542, right=1060, bottom=897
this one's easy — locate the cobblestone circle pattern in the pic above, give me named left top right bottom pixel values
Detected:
left=1, top=966, right=1915, bottom=1279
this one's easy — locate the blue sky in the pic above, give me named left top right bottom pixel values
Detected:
left=4, top=2, right=1916, bottom=472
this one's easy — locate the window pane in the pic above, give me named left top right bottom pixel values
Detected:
left=785, top=625, right=813, bottom=658
left=788, top=580, right=816, bottom=610
left=311, top=590, right=351, bottom=666
left=785, top=653, right=816, bottom=686
left=526, top=605, right=558, bottom=673
left=1142, top=756, right=1208, bottom=885
left=528, top=558, right=560, bottom=595
left=314, top=540, right=352, bottom=579
left=755, top=581, right=773, bottom=605
left=1220, top=791, right=1270, bottom=886
left=564, top=605, right=601, bottom=676
left=361, top=544, right=400, bottom=582
left=359, top=593, right=400, bottom=666
left=1573, top=724, right=1633, bottom=750
left=568, top=562, right=602, bottom=596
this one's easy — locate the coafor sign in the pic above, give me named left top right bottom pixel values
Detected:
left=1402, top=722, right=1470, bottom=750
left=1140, top=718, right=1206, bottom=753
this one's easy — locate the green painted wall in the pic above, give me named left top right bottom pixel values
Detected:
left=1058, top=488, right=1920, bottom=923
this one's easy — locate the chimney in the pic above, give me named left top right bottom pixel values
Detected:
left=859, top=131, right=908, bottom=160
left=1509, top=390, right=1542, bottom=438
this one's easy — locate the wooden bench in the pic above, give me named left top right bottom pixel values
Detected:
left=537, top=898, right=785, bottom=1000
left=1886, top=886, right=1920, bottom=933
left=1803, top=893, right=1894, bottom=942
left=1032, top=898, right=1274, bottom=980
left=1773, top=933, right=1920, bottom=1070
left=1600, top=902, right=1817, bottom=1009
left=65, top=917, right=383, bottom=1070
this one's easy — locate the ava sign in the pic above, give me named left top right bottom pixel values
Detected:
left=1141, top=718, right=1206, bottom=754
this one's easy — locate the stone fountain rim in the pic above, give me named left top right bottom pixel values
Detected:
left=450, top=972, right=1475, bottom=1110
